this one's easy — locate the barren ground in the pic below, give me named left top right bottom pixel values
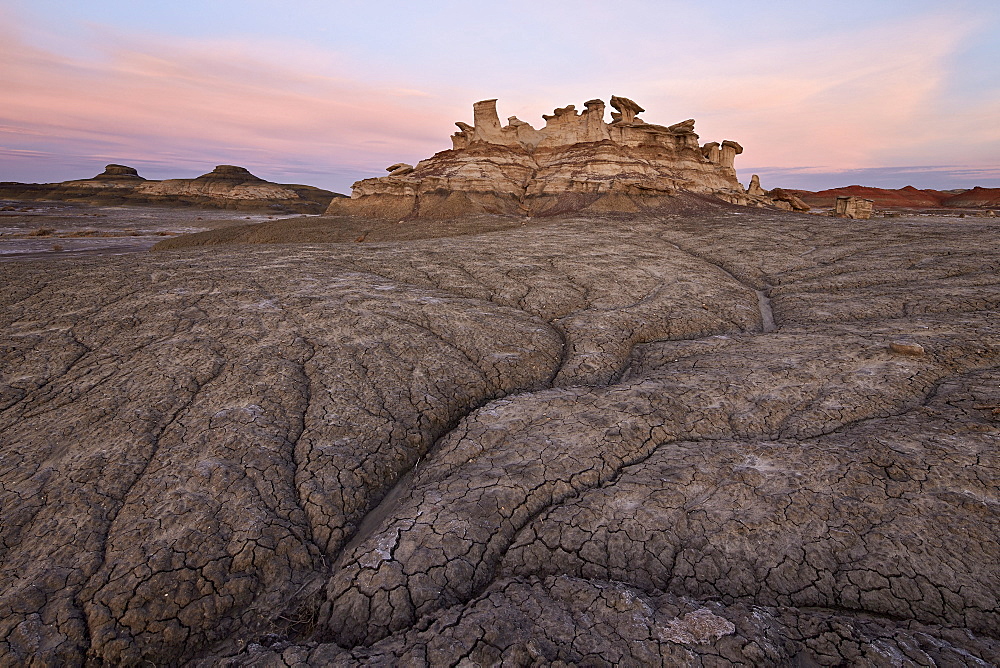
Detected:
left=0, top=201, right=296, bottom=261
left=1, top=207, right=998, bottom=666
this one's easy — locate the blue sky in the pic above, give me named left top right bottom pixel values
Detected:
left=2, top=0, right=998, bottom=192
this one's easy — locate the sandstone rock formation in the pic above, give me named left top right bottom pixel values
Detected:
left=0, top=165, right=341, bottom=213
left=835, top=195, right=875, bottom=219
left=743, top=175, right=810, bottom=211
left=746, top=174, right=767, bottom=196
left=767, top=188, right=811, bottom=211
left=2, top=208, right=998, bottom=665
left=327, top=96, right=753, bottom=219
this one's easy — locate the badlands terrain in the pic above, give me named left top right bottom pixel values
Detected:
left=1, top=203, right=998, bottom=666
left=2, top=94, right=999, bottom=666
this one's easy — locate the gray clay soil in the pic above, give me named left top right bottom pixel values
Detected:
left=0, top=201, right=297, bottom=261
left=1, top=208, right=998, bottom=666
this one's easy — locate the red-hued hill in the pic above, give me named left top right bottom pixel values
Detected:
left=795, top=185, right=953, bottom=208
left=939, top=186, right=1000, bottom=208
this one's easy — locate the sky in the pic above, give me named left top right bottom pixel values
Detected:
left=2, top=0, right=999, bottom=193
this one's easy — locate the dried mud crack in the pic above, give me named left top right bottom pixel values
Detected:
left=1, top=210, right=998, bottom=666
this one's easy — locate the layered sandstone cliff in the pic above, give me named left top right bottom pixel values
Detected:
left=327, top=96, right=754, bottom=218
left=0, top=165, right=341, bottom=213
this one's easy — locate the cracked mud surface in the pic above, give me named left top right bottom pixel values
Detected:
left=1, top=210, right=998, bottom=666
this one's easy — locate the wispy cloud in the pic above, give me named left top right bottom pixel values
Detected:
left=1, top=4, right=997, bottom=192
left=0, top=21, right=465, bottom=189
left=633, top=12, right=990, bottom=172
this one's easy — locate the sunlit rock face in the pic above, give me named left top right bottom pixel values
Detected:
left=327, top=96, right=752, bottom=218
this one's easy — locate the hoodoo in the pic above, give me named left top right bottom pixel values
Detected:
left=327, top=96, right=756, bottom=218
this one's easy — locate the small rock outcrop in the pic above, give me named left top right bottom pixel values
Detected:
left=835, top=195, right=875, bottom=219
left=746, top=174, right=767, bottom=196
left=0, top=165, right=341, bottom=213
left=889, top=341, right=926, bottom=356
left=385, top=163, right=415, bottom=177
left=327, top=96, right=752, bottom=219
left=743, top=175, right=811, bottom=211
left=768, top=188, right=811, bottom=212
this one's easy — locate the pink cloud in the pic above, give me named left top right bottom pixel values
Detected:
left=2, top=8, right=996, bottom=192
left=0, top=23, right=466, bottom=188
left=630, top=13, right=995, bottom=174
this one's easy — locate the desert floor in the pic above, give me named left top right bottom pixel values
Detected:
left=1, top=204, right=998, bottom=666
left=0, top=201, right=297, bottom=261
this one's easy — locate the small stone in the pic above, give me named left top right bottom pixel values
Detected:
left=889, top=341, right=925, bottom=356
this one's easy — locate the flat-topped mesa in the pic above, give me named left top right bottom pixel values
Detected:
left=0, top=164, right=340, bottom=213
left=93, top=164, right=144, bottom=180
left=194, top=165, right=266, bottom=183
left=61, top=164, right=147, bottom=191
left=329, top=95, right=756, bottom=219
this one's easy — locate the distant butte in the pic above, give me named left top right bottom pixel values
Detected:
left=0, top=165, right=342, bottom=213
left=328, top=96, right=797, bottom=219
